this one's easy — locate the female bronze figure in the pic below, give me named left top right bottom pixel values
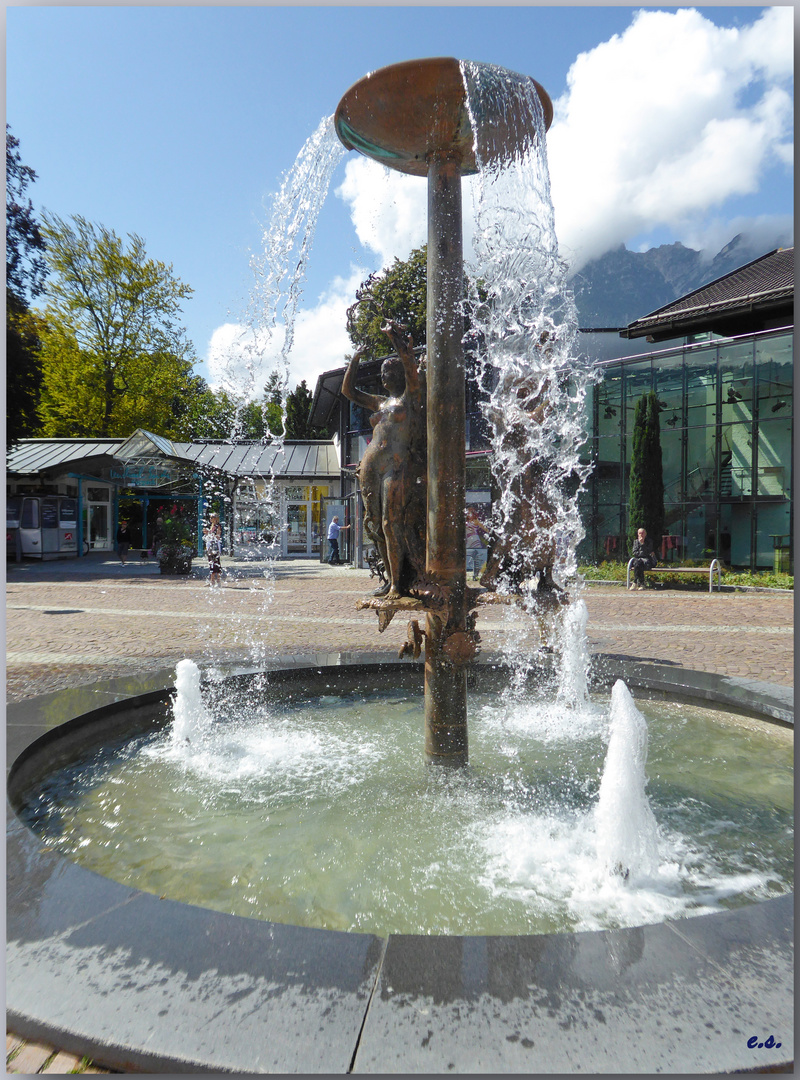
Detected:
left=342, top=319, right=426, bottom=597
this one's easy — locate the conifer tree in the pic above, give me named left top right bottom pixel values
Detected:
left=628, top=390, right=664, bottom=551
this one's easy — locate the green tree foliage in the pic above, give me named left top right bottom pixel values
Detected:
left=285, top=380, right=314, bottom=439
left=38, top=214, right=198, bottom=438
left=6, top=126, right=47, bottom=446
left=347, top=246, right=428, bottom=355
left=628, top=390, right=665, bottom=550
left=345, top=244, right=486, bottom=364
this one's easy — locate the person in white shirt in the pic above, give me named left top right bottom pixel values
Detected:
left=327, top=515, right=350, bottom=565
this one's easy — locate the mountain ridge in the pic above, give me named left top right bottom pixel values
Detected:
left=570, top=230, right=793, bottom=328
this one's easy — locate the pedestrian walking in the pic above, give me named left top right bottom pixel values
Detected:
left=204, top=518, right=223, bottom=587
left=116, top=520, right=132, bottom=565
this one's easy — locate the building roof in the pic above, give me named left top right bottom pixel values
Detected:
left=8, top=431, right=340, bottom=481
left=176, top=439, right=341, bottom=478
left=621, top=247, right=794, bottom=342
left=7, top=438, right=126, bottom=477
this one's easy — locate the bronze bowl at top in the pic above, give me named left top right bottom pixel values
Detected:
left=334, top=57, right=553, bottom=177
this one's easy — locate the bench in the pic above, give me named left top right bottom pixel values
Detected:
left=626, top=557, right=723, bottom=592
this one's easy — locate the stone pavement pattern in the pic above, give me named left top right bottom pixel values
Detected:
left=6, top=553, right=794, bottom=701
left=5, top=553, right=794, bottom=1072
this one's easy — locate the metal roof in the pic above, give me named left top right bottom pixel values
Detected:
left=8, top=431, right=340, bottom=481
left=8, top=438, right=125, bottom=476
left=622, top=247, right=794, bottom=340
left=174, top=440, right=341, bottom=478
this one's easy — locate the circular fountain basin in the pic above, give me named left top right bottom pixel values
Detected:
left=334, top=57, right=553, bottom=176
left=13, top=668, right=792, bottom=939
left=6, top=655, right=793, bottom=1074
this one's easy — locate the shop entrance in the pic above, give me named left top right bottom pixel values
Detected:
left=284, top=485, right=329, bottom=557
left=83, top=486, right=112, bottom=551
left=286, top=502, right=312, bottom=555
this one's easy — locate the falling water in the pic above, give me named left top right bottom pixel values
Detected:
left=214, top=115, right=346, bottom=438
left=462, top=61, right=599, bottom=684
left=199, top=117, right=345, bottom=661
left=595, top=681, right=660, bottom=879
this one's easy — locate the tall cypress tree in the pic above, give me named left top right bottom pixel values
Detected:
left=628, top=390, right=665, bottom=551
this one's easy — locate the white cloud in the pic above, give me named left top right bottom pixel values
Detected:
left=546, top=6, right=793, bottom=270
left=682, top=213, right=793, bottom=266
left=284, top=267, right=368, bottom=388
left=207, top=6, right=793, bottom=409
left=334, top=156, right=428, bottom=267
left=204, top=267, right=368, bottom=399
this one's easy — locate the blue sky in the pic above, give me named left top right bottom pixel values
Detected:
left=7, top=5, right=793, bottom=394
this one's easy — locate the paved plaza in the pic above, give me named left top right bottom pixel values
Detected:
left=5, top=551, right=794, bottom=1072
left=6, top=551, right=794, bottom=702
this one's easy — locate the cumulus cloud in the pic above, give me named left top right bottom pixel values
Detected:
left=204, top=267, right=368, bottom=399
left=546, top=6, right=793, bottom=270
left=334, top=156, right=428, bottom=267
left=207, top=7, right=793, bottom=409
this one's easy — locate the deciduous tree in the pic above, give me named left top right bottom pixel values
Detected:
left=6, top=126, right=47, bottom=446
left=347, top=246, right=428, bottom=356
left=38, top=214, right=197, bottom=438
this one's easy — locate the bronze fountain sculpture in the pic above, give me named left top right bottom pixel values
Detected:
left=335, top=57, right=554, bottom=765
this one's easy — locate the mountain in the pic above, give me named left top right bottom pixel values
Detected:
left=570, top=230, right=794, bottom=328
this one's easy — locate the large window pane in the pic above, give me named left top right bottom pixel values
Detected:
left=756, top=333, right=792, bottom=421
left=595, top=504, right=625, bottom=558
left=755, top=503, right=791, bottom=570
left=685, top=350, right=717, bottom=429
left=654, top=351, right=684, bottom=424
left=757, top=418, right=792, bottom=498
left=685, top=424, right=715, bottom=499
left=596, top=369, right=623, bottom=438
left=719, top=339, right=754, bottom=427
left=720, top=421, right=753, bottom=497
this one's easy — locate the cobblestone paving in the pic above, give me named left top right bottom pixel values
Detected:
left=6, top=555, right=794, bottom=700
left=5, top=553, right=794, bottom=1071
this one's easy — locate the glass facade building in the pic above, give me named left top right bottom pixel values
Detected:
left=580, top=328, right=793, bottom=570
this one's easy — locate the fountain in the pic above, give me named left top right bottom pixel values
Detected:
left=6, top=58, right=793, bottom=1073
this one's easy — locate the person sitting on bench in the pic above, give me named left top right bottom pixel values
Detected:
left=629, top=527, right=657, bottom=591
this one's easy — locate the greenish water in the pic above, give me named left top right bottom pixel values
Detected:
left=20, top=687, right=793, bottom=936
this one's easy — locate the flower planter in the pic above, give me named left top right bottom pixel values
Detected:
left=157, top=544, right=194, bottom=575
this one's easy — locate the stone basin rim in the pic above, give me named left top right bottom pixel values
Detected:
left=6, top=654, right=794, bottom=1074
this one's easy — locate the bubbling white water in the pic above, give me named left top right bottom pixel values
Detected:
left=595, top=680, right=660, bottom=879
left=171, top=659, right=211, bottom=745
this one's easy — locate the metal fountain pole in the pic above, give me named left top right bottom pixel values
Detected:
left=424, top=152, right=468, bottom=763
